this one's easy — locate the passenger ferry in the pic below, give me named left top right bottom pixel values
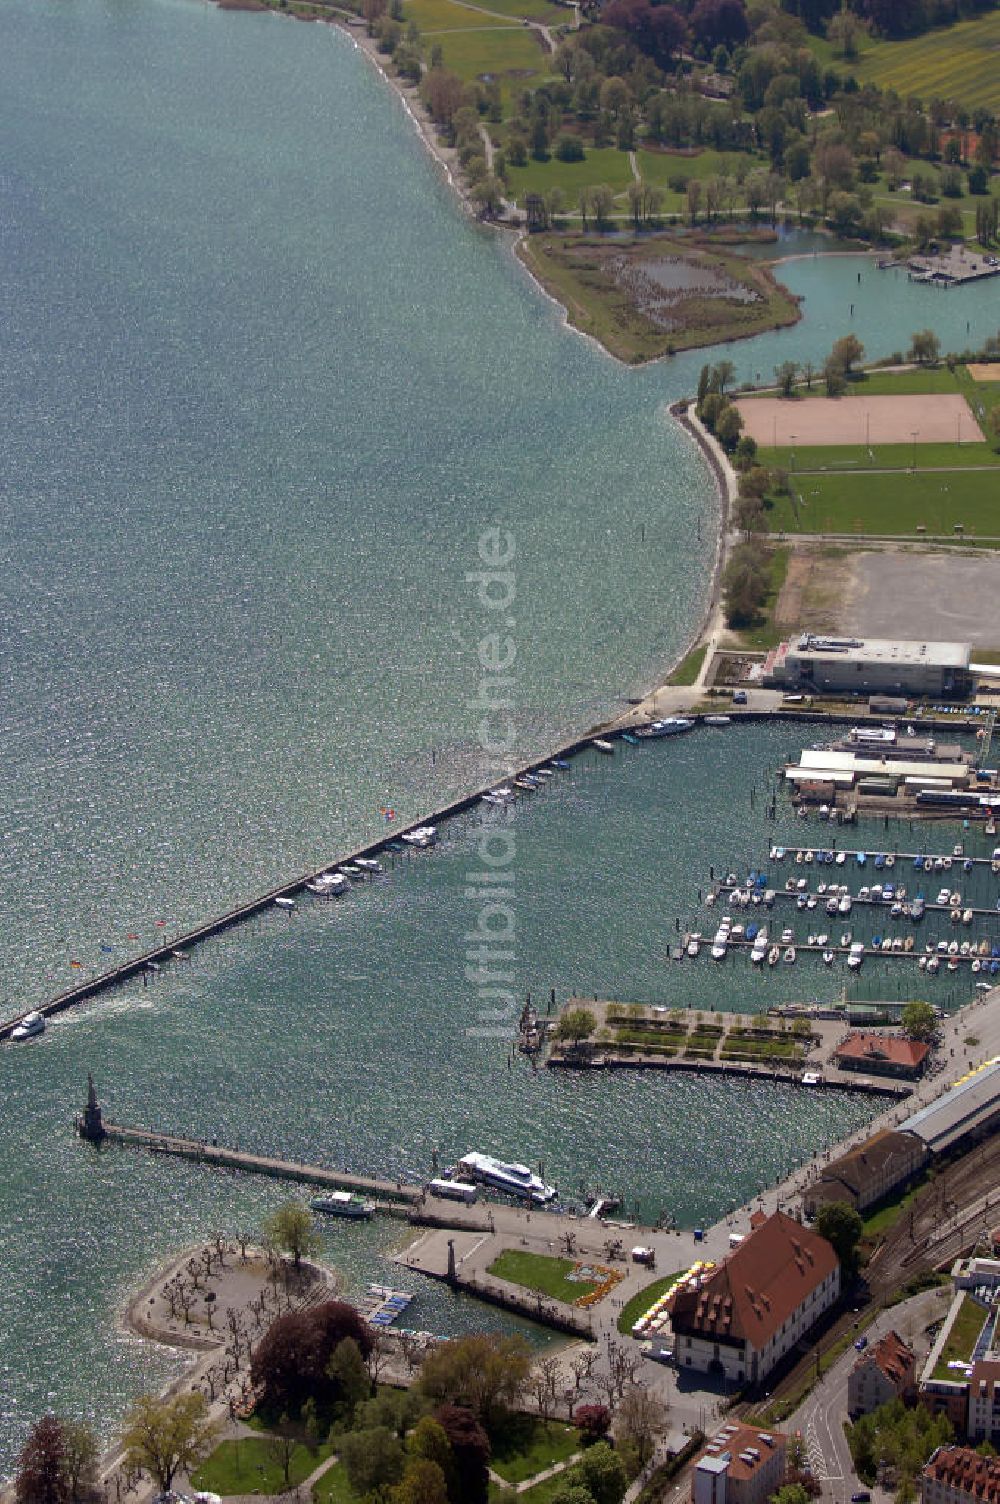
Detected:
left=11, top=1010, right=45, bottom=1041
left=457, top=1152, right=557, bottom=1204
left=310, top=1191, right=375, bottom=1219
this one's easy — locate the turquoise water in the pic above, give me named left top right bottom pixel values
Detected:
left=3, top=0, right=998, bottom=1476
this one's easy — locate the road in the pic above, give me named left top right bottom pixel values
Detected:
left=790, top=1285, right=952, bottom=1504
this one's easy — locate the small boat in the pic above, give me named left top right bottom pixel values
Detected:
left=593, top=739, right=615, bottom=755
left=918, top=955, right=927, bottom=971
left=308, top=872, right=351, bottom=897
left=927, top=956, right=940, bottom=974
left=885, top=853, right=895, bottom=868
left=751, top=931, right=768, bottom=964
left=806, top=895, right=817, bottom=910
left=356, top=858, right=383, bottom=874
left=767, top=945, right=780, bottom=966
left=275, top=896, right=296, bottom=910
left=963, top=908, right=974, bottom=926
left=875, top=853, right=885, bottom=870
left=704, top=715, right=732, bottom=726
left=622, top=732, right=640, bottom=746
left=950, top=891, right=961, bottom=907
left=841, top=930, right=852, bottom=947
left=823, top=949, right=835, bottom=965
left=687, top=934, right=701, bottom=958
left=783, top=946, right=796, bottom=964
left=904, top=935, right=915, bottom=952
left=514, top=778, right=537, bottom=791
left=914, top=855, right=925, bottom=871
left=847, top=942, right=865, bottom=969
left=11, top=1010, right=45, bottom=1041
left=835, top=851, right=846, bottom=865
left=804, top=849, right=814, bottom=864
left=856, top=851, right=867, bottom=867
left=781, top=927, right=793, bottom=944
left=311, top=1191, right=374, bottom=1220
left=973, top=958, right=982, bottom=973
left=816, top=933, right=828, bottom=946
left=839, top=895, right=852, bottom=915
left=826, top=896, right=839, bottom=916
left=552, top=758, right=571, bottom=771
left=943, top=855, right=953, bottom=871
left=340, top=865, right=363, bottom=878
left=954, top=842, right=964, bottom=858
left=533, top=768, right=555, bottom=779
left=402, top=826, right=438, bottom=847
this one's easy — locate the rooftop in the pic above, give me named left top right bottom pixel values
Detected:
left=855, top=1329, right=915, bottom=1386
left=834, top=1034, right=931, bottom=1071
left=817, top=1129, right=926, bottom=1197
left=672, top=1211, right=837, bottom=1350
left=788, top=635, right=971, bottom=669
left=900, top=1058, right=1000, bottom=1152
left=695, top=1424, right=787, bottom=1485
left=924, top=1446, right=1000, bottom=1503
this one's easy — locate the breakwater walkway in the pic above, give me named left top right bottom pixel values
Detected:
left=90, top=1119, right=422, bottom=1208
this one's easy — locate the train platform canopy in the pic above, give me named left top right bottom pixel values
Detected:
left=899, top=1058, right=1000, bottom=1154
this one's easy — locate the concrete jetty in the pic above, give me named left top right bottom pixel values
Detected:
left=82, top=1113, right=422, bottom=1208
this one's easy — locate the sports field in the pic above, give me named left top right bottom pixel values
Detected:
left=968, top=364, right=1000, bottom=382
left=735, top=393, right=983, bottom=447
left=768, top=469, right=1000, bottom=535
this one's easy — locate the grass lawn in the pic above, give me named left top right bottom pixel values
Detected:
left=849, top=10, right=1000, bottom=112
left=506, top=147, right=635, bottom=207
left=518, top=1471, right=586, bottom=1504
left=193, top=1436, right=333, bottom=1495
left=403, top=0, right=512, bottom=29
left=617, top=1271, right=687, bottom=1334
left=758, top=440, right=1000, bottom=471
left=769, top=468, right=1000, bottom=535
left=634, top=146, right=768, bottom=214
left=668, top=643, right=708, bottom=685
left=489, top=1249, right=599, bottom=1303
left=862, top=1168, right=933, bottom=1240
left=431, top=25, right=548, bottom=99
left=464, top=0, right=569, bottom=20
left=491, top=1417, right=581, bottom=1483
left=933, top=1293, right=989, bottom=1378
left=312, top=1461, right=356, bottom=1504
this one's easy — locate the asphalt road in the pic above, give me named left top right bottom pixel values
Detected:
left=789, top=1285, right=952, bottom=1504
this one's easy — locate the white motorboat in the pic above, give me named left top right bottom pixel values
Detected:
left=274, top=896, right=296, bottom=910
left=636, top=717, right=694, bottom=738
left=751, top=931, right=768, bottom=964
left=356, top=857, right=383, bottom=874
left=458, top=1152, right=557, bottom=1204
left=687, top=933, right=702, bottom=959
left=767, top=945, right=780, bottom=966
left=11, top=1010, right=45, bottom=1041
left=783, top=946, right=796, bottom=964
left=308, top=872, right=350, bottom=897
left=847, top=942, right=865, bottom=970
left=592, top=738, right=615, bottom=754
left=402, top=825, right=438, bottom=847
left=311, top=1191, right=375, bottom=1219
left=823, top=949, right=835, bottom=964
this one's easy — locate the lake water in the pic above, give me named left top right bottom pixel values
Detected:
left=2, top=0, right=998, bottom=1476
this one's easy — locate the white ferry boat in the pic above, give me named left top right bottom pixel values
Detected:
left=11, top=1010, right=45, bottom=1041
left=457, top=1152, right=557, bottom=1204
left=635, top=717, right=694, bottom=738
left=310, top=1191, right=375, bottom=1219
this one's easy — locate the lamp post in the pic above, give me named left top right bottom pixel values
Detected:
left=911, top=430, right=918, bottom=471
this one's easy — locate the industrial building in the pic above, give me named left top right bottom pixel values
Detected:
left=766, top=635, right=973, bottom=699
left=899, top=1059, right=1000, bottom=1155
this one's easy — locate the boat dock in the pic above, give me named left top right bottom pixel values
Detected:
left=87, top=1118, right=423, bottom=1208
left=769, top=846, right=999, bottom=868
left=715, top=883, right=1000, bottom=921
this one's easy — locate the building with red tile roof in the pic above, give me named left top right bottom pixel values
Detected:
left=803, top=1128, right=928, bottom=1216
left=671, top=1210, right=840, bottom=1385
left=848, top=1330, right=917, bottom=1416
left=922, top=1447, right=1000, bottom=1504
left=692, top=1424, right=787, bottom=1504
left=834, top=1032, right=930, bottom=1080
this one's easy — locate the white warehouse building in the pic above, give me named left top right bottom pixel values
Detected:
left=765, top=636, right=973, bottom=698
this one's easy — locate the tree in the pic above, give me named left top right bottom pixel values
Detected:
left=830, top=334, right=865, bottom=376
left=356, top=1387, right=428, bottom=1439
left=556, top=1007, right=596, bottom=1044
left=616, top=1388, right=667, bottom=1470
left=824, top=357, right=847, bottom=396
left=407, top=1416, right=455, bottom=1491
left=714, top=359, right=736, bottom=394
left=328, top=1337, right=372, bottom=1424
left=16, top=1416, right=69, bottom=1504
left=772, top=1487, right=812, bottom=1504
left=723, top=541, right=771, bottom=627
left=340, top=1427, right=405, bottom=1499
left=264, top=1201, right=320, bottom=1271
left=572, top=1442, right=628, bottom=1504
left=816, top=1201, right=864, bottom=1274
left=433, top=1405, right=490, bottom=1504
left=267, top=1415, right=298, bottom=1491
left=60, top=1420, right=99, bottom=1502
left=904, top=328, right=940, bottom=367
left=775, top=361, right=799, bottom=397
left=420, top=1335, right=530, bottom=1427
left=549, top=1486, right=597, bottom=1504
left=574, top=1404, right=611, bottom=1443
left=901, top=1001, right=937, bottom=1042
left=716, top=405, right=743, bottom=452
left=121, top=1393, right=218, bottom=1494
left=591, top=184, right=615, bottom=231
left=392, top=1459, right=450, bottom=1504
left=252, top=1301, right=373, bottom=1416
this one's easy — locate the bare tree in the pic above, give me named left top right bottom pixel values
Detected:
left=617, top=1385, right=668, bottom=1468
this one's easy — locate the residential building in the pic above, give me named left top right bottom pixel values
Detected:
left=692, top=1424, right=787, bottom=1504
left=671, top=1210, right=840, bottom=1385
left=922, top=1447, right=1000, bottom=1504
left=848, top=1330, right=917, bottom=1416
left=804, top=1129, right=928, bottom=1217
left=833, top=1032, right=931, bottom=1080
left=968, top=1360, right=1000, bottom=1445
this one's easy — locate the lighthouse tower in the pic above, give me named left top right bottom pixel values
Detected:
left=78, top=1074, right=106, bottom=1142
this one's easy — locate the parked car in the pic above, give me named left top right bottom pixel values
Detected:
left=854, top=1336, right=868, bottom=1351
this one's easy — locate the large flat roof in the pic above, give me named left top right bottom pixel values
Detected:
left=796, top=749, right=969, bottom=781
left=788, top=635, right=970, bottom=669
left=899, top=1059, right=1000, bottom=1152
